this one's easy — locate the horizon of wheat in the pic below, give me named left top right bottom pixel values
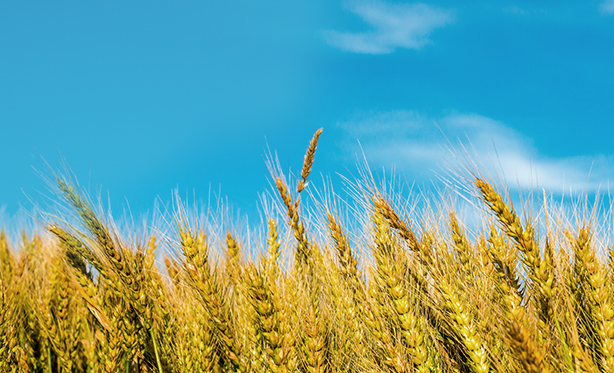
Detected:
left=2, top=129, right=614, bottom=373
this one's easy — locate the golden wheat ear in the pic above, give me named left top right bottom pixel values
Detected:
left=570, top=227, right=614, bottom=371
left=326, top=212, right=359, bottom=281
left=275, top=128, right=323, bottom=271
left=298, top=128, right=323, bottom=194
left=475, top=178, right=554, bottom=328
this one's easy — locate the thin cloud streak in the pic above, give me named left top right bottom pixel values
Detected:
left=601, top=0, right=614, bottom=15
left=503, top=6, right=549, bottom=16
left=338, top=111, right=614, bottom=193
left=323, top=1, right=454, bottom=54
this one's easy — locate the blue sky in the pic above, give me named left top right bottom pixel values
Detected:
left=2, top=0, right=614, bottom=224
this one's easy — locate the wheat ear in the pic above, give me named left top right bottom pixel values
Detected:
left=297, top=128, right=323, bottom=194
left=476, top=178, right=554, bottom=332
left=571, top=227, right=614, bottom=370
left=178, top=227, right=247, bottom=372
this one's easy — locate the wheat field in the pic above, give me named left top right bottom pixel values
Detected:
left=2, top=129, right=614, bottom=373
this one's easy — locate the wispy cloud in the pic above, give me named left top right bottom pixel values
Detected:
left=323, top=1, right=454, bottom=54
left=338, top=110, right=614, bottom=193
left=601, top=0, right=614, bottom=15
left=503, top=6, right=549, bottom=17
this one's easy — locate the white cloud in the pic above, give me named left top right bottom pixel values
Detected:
left=601, top=0, right=614, bottom=15
left=323, top=1, right=454, bottom=54
left=338, top=110, right=614, bottom=193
